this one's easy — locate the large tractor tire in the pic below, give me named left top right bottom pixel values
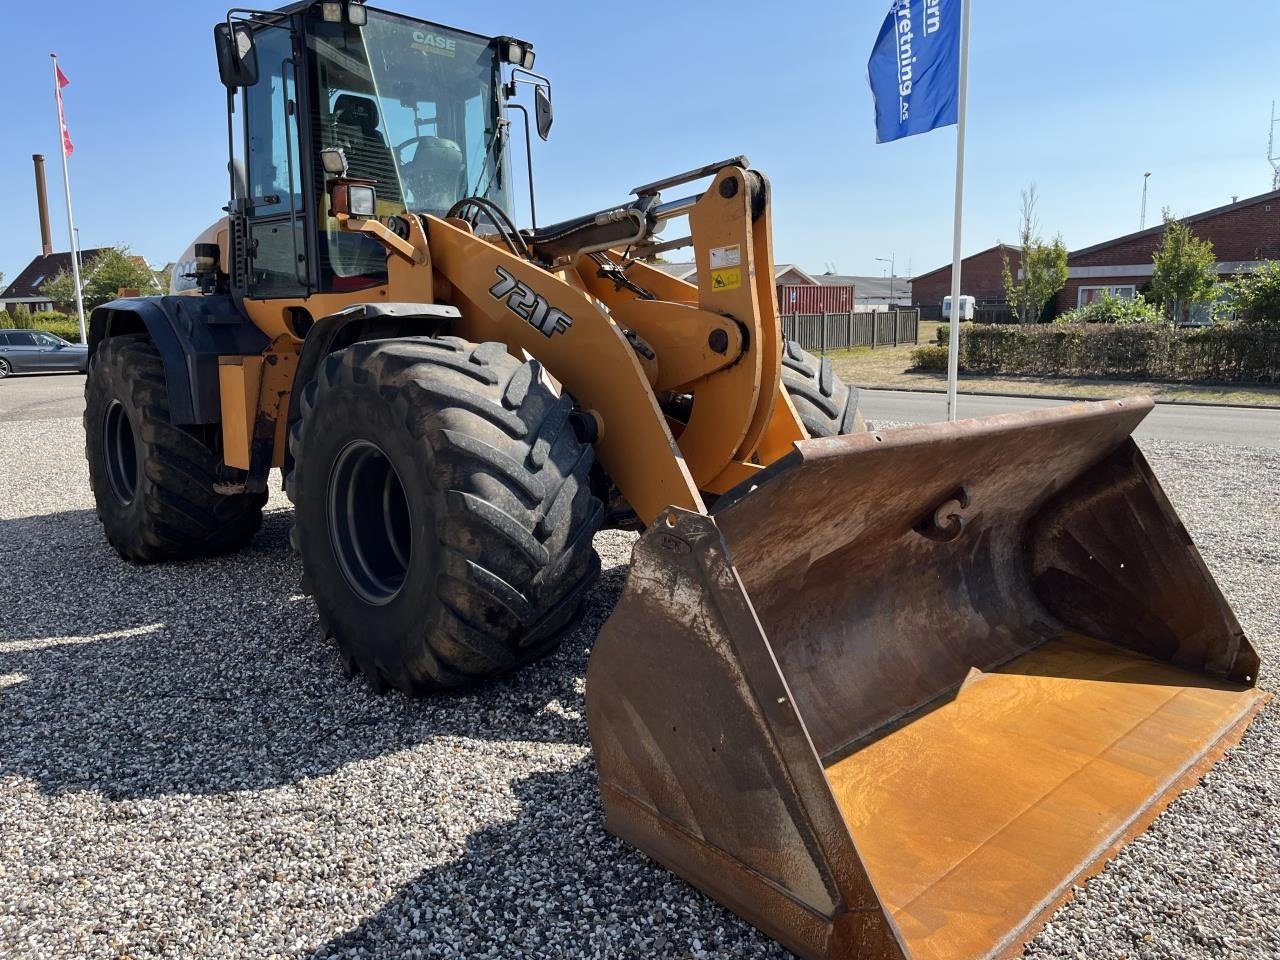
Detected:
left=781, top=340, right=869, bottom=437
left=286, top=337, right=604, bottom=694
left=84, top=334, right=267, bottom=562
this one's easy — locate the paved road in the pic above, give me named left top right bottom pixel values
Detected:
left=0, top=373, right=85, bottom=422
left=1, top=373, right=1276, bottom=448
left=862, top=388, right=1280, bottom=449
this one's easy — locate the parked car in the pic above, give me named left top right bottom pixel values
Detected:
left=0, top=330, right=89, bottom=377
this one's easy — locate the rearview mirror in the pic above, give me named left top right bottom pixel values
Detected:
left=534, top=85, right=553, bottom=140
left=214, top=22, right=259, bottom=88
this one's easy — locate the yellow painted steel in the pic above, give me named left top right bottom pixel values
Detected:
left=577, top=272, right=744, bottom=393
left=824, top=632, right=1267, bottom=960
left=217, top=356, right=262, bottom=470
left=425, top=214, right=704, bottom=523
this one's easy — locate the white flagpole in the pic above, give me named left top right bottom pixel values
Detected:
left=52, top=54, right=87, bottom=345
left=945, top=0, right=972, bottom=421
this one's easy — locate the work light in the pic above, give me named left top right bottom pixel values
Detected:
left=347, top=0, right=367, bottom=26
left=347, top=185, right=376, bottom=218
left=321, top=2, right=343, bottom=23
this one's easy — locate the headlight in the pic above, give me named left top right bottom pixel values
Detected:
left=348, top=184, right=376, bottom=218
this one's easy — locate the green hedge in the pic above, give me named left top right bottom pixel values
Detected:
left=40, top=319, right=87, bottom=343
left=1, top=311, right=84, bottom=342
left=910, top=344, right=949, bottom=371
left=934, top=322, right=1279, bottom=383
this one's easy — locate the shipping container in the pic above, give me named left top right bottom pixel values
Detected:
left=776, top=283, right=856, bottom=315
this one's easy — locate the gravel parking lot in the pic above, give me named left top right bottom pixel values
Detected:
left=1, top=412, right=1276, bottom=960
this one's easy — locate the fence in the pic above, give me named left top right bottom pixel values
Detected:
left=780, top=309, right=920, bottom=354
left=918, top=304, right=1018, bottom=324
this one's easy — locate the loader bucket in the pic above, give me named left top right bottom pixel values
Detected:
left=586, top=398, right=1266, bottom=960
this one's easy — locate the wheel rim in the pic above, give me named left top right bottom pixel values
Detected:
left=102, top=399, right=139, bottom=505
left=327, top=439, right=412, bottom=605
left=0, top=359, right=9, bottom=378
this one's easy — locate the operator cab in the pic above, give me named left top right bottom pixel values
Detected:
left=211, top=1, right=545, bottom=301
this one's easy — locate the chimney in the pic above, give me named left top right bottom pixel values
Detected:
left=32, top=154, right=53, bottom=257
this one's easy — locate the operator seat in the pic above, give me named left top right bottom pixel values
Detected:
left=331, top=93, right=401, bottom=203
left=402, top=137, right=467, bottom=216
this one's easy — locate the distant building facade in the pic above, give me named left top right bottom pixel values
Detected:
left=0, top=249, right=109, bottom=315
left=1059, top=189, right=1280, bottom=318
left=911, top=244, right=1021, bottom=308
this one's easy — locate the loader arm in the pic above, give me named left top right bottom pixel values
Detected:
left=425, top=161, right=807, bottom=521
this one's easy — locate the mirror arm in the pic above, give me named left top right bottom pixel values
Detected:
left=506, top=104, right=537, bottom=231
left=509, top=66, right=552, bottom=101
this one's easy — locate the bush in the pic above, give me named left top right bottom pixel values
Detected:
left=910, top=344, right=949, bottom=371
left=39, top=319, right=86, bottom=343
left=1222, top=261, right=1280, bottom=330
left=935, top=322, right=973, bottom=345
left=1054, top=292, right=1166, bottom=326
left=946, top=322, right=1279, bottom=383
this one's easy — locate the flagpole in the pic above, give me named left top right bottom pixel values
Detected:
left=51, top=53, right=86, bottom=345
left=945, top=0, right=971, bottom=421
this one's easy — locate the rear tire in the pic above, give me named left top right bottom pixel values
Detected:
left=286, top=337, right=603, bottom=693
left=84, top=335, right=266, bottom=562
left=781, top=340, right=869, bottom=437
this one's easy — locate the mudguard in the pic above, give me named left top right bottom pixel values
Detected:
left=89, top=296, right=269, bottom=425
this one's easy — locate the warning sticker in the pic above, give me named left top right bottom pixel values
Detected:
left=710, top=267, right=742, bottom=291
left=709, top=245, right=741, bottom=269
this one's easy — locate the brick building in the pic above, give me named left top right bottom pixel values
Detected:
left=1059, top=189, right=1280, bottom=317
left=911, top=244, right=1021, bottom=308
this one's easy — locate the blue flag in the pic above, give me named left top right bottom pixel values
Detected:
left=867, top=0, right=960, bottom=143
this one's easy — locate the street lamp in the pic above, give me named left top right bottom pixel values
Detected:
left=1140, top=172, right=1152, bottom=231
left=875, top=255, right=896, bottom=304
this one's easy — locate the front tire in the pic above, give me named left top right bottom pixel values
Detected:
left=84, top=335, right=266, bottom=562
left=781, top=340, right=869, bottom=437
left=287, top=337, right=603, bottom=693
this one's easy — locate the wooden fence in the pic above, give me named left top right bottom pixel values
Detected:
left=780, top=309, right=920, bottom=354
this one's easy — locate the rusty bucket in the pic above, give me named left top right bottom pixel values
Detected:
left=586, top=398, right=1266, bottom=960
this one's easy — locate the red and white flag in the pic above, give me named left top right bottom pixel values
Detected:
left=54, top=62, right=73, bottom=157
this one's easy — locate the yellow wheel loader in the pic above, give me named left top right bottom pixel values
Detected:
left=83, top=4, right=1267, bottom=958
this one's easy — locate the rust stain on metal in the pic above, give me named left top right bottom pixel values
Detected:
left=586, top=398, right=1267, bottom=960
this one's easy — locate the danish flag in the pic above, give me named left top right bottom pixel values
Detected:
left=54, top=62, right=73, bottom=157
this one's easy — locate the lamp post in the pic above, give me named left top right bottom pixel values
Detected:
left=875, top=255, right=896, bottom=304
left=1139, top=172, right=1152, bottom=231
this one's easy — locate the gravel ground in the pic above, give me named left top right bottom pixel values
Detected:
left=0, top=416, right=1276, bottom=960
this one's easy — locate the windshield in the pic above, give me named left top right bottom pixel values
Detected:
left=306, top=11, right=509, bottom=282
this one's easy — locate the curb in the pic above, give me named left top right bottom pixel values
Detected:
left=858, top=384, right=1280, bottom=412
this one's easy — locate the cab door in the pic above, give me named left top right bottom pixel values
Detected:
left=241, top=23, right=310, bottom=299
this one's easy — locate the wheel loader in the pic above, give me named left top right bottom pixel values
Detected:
left=82, top=3, right=1267, bottom=958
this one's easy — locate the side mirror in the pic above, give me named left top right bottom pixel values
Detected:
left=214, top=22, right=259, bottom=88
left=534, top=85, right=553, bottom=140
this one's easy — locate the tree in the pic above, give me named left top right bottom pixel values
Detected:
left=1223, top=259, right=1280, bottom=329
left=1002, top=186, right=1068, bottom=324
left=40, top=245, right=159, bottom=311
left=1149, top=210, right=1218, bottom=323
left=39, top=268, right=80, bottom=307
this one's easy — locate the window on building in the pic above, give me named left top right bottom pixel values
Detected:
left=1078, top=285, right=1137, bottom=307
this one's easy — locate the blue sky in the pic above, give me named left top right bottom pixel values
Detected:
left=3, top=0, right=1278, bottom=285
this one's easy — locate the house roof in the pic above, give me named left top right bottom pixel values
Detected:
left=775, top=264, right=819, bottom=284
left=646, top=262, right=820, bottom=284
left=819, top=274, right=913, bottom=300
left=0, top=248, right=112, bottom=299
left=1069, top=188, right=1280, bottom=258
left=648, top=262, right=698, bottom=280
left=912, top=244, right=1021, bottom=283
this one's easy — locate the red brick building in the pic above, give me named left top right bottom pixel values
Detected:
left=911, top=244, right=1022, bottom=308
left=1059, top=189, right=1280, bottom=317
